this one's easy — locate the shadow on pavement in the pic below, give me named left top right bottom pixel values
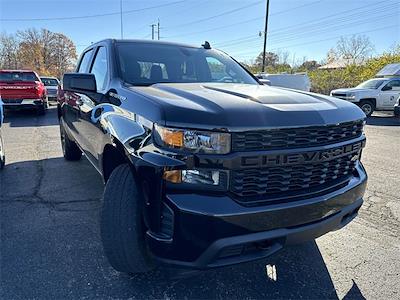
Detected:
left=1, top=156, right=342, bottom=299
left=342, top=280, right=367, bottom=300
left=366, top=114, right=400, bottom=126
left=3, top=106, right=60, bottom=127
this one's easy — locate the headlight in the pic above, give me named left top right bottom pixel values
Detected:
left=154, top=124, right=231, bottom=154
left=164, top=169, right=220, bottom=185
left=347, top=92, right=356, bottom=99
left=163, top=169, right=228, bottom=190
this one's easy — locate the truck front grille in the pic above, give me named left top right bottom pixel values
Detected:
left=331, top=93, right=348, bottom=99
left=231, top=120, right=363, bottom=152
left=230, top=154, right=357, bottom=203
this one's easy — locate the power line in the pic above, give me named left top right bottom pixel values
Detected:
left=214, top=1, right=398, bottom=48
left=0, top=0, right=185, bottom=21
left=217, top=8, right=399, bottom=49
left=165, top=0, right=326, bottom=39
left=232, top=24, right=399, bottom=58
left=166, top=0, right=264, bottom=29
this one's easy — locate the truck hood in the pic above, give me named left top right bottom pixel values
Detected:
left=130, top=83, right=365, bottom=130
left=331, top=87, right=375, bottom=93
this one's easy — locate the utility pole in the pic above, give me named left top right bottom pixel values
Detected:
left=261, top=0, right=270, bottom=73
left=157, top=19, right=160, bottom=40
left=120, top=0, right=123, bottom=39
left=151, top=24, right=156, bottom=40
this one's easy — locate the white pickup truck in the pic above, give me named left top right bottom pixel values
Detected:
left=330, top=64, right=400, bottom=117
left=330, top=78, right=400, bottom=116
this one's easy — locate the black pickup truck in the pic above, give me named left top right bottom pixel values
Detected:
left=58, top=39, right=367, bottom=274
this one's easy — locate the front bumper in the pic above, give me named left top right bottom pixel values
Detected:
left=146, top=162, right=367, bottom=269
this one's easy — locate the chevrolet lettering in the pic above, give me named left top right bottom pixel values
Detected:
left=241, top=141, right=365, bottom=167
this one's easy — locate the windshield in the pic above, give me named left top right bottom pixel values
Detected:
left=117, top=42, right=257, bottom=86
left=41, top=78, right=59, bottom=86
left=357, top=79, right=387, bottom=89
left=0, top=72, right=39, bottom=82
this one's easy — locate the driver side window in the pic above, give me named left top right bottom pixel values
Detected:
left=382, top=80, right=400, bottom=91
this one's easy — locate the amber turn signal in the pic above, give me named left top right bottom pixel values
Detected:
left=163, top=170, right=182, bottom=183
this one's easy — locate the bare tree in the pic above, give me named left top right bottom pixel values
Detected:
left=326, top=48, right=338, bottom=63
left=277, top=50, right=290, bottom=65
left=335, top=34, right=374, bottom=64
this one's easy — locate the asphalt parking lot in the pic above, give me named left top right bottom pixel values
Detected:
left=1, top=107, right=399, bottom=299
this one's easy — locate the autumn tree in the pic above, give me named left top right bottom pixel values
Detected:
left=0, top=28, right=77, bottom=78
left=0, top=33, right=20, bottom=69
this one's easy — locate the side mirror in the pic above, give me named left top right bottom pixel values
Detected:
left=63, top=73, right=97, bottom=93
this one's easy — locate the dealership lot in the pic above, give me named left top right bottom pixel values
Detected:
left=0, top=107, right=399, bottom=299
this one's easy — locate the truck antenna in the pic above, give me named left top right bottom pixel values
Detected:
left=202, top=41, right=211, bottom=49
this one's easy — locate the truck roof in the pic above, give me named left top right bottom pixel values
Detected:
left=376, top=63, right=400, bottom=77
left=83, top=39, right=210, bottom=52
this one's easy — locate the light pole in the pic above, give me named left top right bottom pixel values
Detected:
left=262, top=0, right=270, bottom=73
left=157, top=19, right=160, bottom=40
left=151, top=24, right=156, bottom=40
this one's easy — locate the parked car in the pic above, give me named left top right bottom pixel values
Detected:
left=0, top=70, right=48, bottom=115
left=0, top=96, right=5, bottom=169
left=254, top=73, right=311, bottom=91
left=330, top=63, right=400, bottom=117
left=394, top=95, right=400, bottom=117
left=40, top=76, right=60, bottom=102
left=59, top=39, right=367, bottom=275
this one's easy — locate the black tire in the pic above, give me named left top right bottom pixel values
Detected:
left=0, top=133, right=5, bottom=169
left=60, top=121, right=82, bottom=161
left=37, top=103, right=46, bottom=115
left=101, top=164, right=155, bottom=274
left=358, top=100, right=375, bottom=117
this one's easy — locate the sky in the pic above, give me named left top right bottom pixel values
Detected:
left=0, top=0, right=399, bottom=64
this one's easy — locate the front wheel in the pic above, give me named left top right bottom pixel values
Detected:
left=59, top=121, right=82, bottom=161
left=100, top=164, right=156, bottom=274
left=358, top=100, right=375, bottom=117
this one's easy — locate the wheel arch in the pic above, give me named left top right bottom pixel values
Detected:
left=101, top=140, right=130, bottom=183
left=359, top=98, right=376, bottom=108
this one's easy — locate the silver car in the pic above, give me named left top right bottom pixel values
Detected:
left=40, top=76, right=60, bottom=101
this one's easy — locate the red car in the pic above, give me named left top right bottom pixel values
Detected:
left=0, top=70, right=48, bottom=115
